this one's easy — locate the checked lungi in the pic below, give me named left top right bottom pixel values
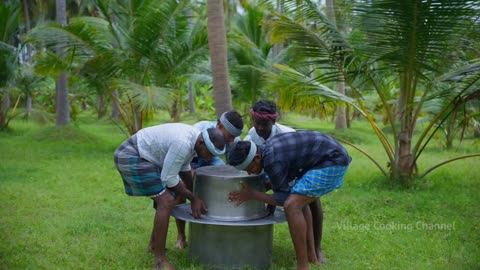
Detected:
left=114, top=135, right=166, bottom=196
left=290, top=165, right=349, bottom=197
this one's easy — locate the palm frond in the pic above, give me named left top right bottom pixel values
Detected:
left=113, top=79, right=173, bottom=112
left=129, top=0, right=189, bottom=59
left=0, top=2, right=20, bottom=43
left=27, top=16, right=113, bottom=56
left=438, top=61, right=480, bottom=83
left=269, top=64, right=355, bottom=104
left=154, top=20, right=209, bottom=80
left=265, top=0, right=352, bottom=70
left=419, top=154, right=480, bottom=179
left=33, top=50, right=68, bottom=76
left=353, top=0, right=477, bottom=74
left=80, top=51, right=121, bottom=87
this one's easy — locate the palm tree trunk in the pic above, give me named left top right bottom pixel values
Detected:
left=325, top=0, right=335, bottom=24
left=55, top=0, right=70, bottom=126
left=346, top=104, right=351, bottom=128
left=96, top=94, right=107, bottom=119
left=26, top=96, right=32, bottom=118
left=335, top=79, right=347, bottom=129
left=445, top=109, right=457, bottom=149
left=22, top=0, right=31, bottom=32
left=271, top=0, right=284, bottom=63
left=55, top=71, right=70, bottom=126
left=395, top=76, right=415, bottom=183
left=226, top=0, right=234, bottom=32
left=111, top=90, right=120, bottom=118
left=188, top=82, right=195, bottom=114
left=0, top=96, right=10, bottom=129
left=326, top=0, right=347, bottom=129
left=207, top=0, right=232, bottom=118
left=22, top=0, right=33, bottom=119
left=170, top=98, right=179, bottom=122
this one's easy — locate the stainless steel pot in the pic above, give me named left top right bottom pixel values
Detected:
left=194, top=165, right=268, bottom=221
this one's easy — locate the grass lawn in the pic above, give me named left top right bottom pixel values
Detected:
left=0, top=114, right=479, bottom=270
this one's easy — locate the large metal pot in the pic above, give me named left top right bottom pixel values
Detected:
left=194, top=165, right=268, bottom=221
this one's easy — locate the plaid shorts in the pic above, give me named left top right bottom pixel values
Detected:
left=290, top=165, right=349, bottom=197
left=114, top=136, right=166, bottom=197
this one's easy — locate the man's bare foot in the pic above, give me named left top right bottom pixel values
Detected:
left=174, top=238, right=187, bottom=249
left=153, top=258, right=175, bottom=270
left=308, top=256, right=320, bottom=265
left=308, top=250, right=320, bottom=265
left=316, top=250, right=328, bottom=264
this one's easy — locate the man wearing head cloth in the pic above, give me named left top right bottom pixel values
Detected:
left=192, top=110, right=244, bottom=167
left=228, top=131, right=351, bottom=270
left=114, top=123, right=225, bottom=270
left=243, top=99, right=295, bottom=145
left=244, top=99, right=337, bottom=264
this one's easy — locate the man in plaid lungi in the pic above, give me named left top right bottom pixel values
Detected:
left=114, top=123, right=225, bottom=270
left=228, top=131, right=351, bottom=270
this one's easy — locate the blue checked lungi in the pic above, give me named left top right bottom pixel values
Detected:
left=290, top=165, right=349, bottom=197
left=114, top=135, right=166, bottom=197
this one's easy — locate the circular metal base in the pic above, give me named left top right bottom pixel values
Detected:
left=188, top=222, right=273, bottom=270
left=171, top=203, right=286, bottom=226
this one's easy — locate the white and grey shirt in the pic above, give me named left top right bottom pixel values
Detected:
left=135, top=123, right=200, bottom=187
left=243, top=123, right=295, bottom=145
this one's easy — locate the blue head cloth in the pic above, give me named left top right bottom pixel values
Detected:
left=202, top=129, right=226, bottom=156
left=234, top=141, right=257, bottom=170
left=220, top=112, right=242, bottom=137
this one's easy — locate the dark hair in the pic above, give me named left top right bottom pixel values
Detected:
left=221, top=110, right=244, bottom=130
left=252, top=100, right=277, bottom=114
left=227, top=141, right=253, bottom=166
left=207, top=128, right=226, bottom=150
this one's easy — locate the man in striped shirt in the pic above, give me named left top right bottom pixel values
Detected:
left=228, top=131, right=351, bottom=270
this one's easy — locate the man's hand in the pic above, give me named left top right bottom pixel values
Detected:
left=169, top=180, right=207, bottom=218
left=190, top=198, right=208, bottom=219
left=228, top=181, right=253, bottom=206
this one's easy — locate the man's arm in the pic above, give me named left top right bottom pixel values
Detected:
left=168, top=180, right=207, bottom=218
left=179, top=171, right=194, bottom=192
left=161, top=142, right=191, bottom=188
left=228, top=181, right=278, bottom=206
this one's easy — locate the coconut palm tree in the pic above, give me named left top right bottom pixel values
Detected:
left=228, top=2, right=312, bottom=121
left=28, top=0, right=210, bottom=134
left=228, top=3, right=274, bottom=110
left=264, top=0, right=480, bottom=184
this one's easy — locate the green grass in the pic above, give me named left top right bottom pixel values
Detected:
left=0, top=115, right=479, bottom=270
